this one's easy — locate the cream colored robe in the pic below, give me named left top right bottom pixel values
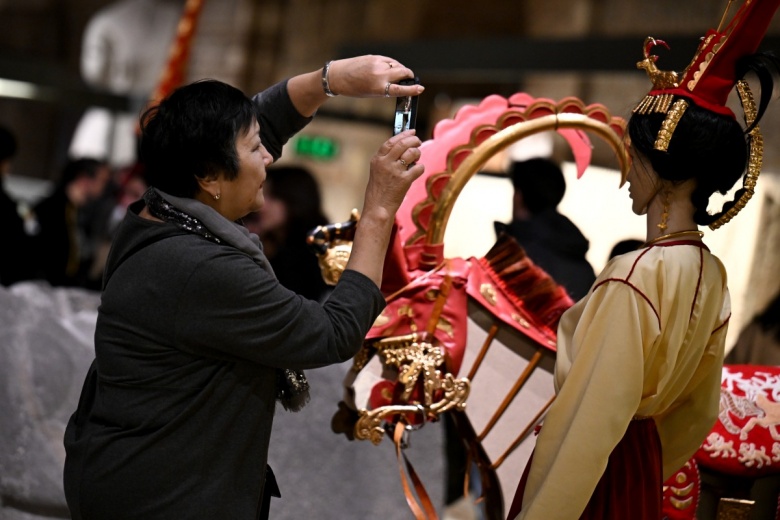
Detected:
left=515, top=242, right=730, bottom=520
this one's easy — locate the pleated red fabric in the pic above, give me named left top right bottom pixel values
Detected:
left=506, top=418, right=663, bottom=519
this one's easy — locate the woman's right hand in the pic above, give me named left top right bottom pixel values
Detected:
left=362, top=129, right=425, bottom=219
left=345, top=130, right=425, bottom=287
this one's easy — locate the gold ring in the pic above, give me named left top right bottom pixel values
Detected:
left=384, top=83, right=391, bottom=97
left=399, top=158, right=407, bottom=166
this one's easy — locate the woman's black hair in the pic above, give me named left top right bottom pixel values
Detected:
left=628, top=105, right=747, bottom=226
left=628, top=51, right=780, bottom=227
left=139, top=79, right=261, bottom=198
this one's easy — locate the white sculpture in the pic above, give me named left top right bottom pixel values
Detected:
left=69, top=0, right=184, bottom=166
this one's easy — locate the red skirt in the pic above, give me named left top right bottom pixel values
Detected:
left=506, top=418, right=663, bottom=519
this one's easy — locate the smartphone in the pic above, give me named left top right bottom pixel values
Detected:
left=393, top=77, right=420, bottom=136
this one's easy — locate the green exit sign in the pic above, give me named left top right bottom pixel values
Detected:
left=294, top=135, right=339, bottom=160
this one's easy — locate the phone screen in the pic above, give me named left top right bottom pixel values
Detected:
left=393, top=77, right=420, bottom=135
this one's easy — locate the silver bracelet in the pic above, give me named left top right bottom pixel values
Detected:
left=321, top=60, right=337, bottom=97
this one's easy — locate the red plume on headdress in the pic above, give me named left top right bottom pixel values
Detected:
left=644, top=0, right=780, bottom=118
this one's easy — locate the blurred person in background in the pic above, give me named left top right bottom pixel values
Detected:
left=0, top=124, right=36, bottom=286
left=87, top=163, right=150, bottom=284
left=726, top=291, right=780, bottom=366
left=495, top=158, right=596, bottom=301
left=244, top=165, right=329, bottom=301
left=31, top=158, right=111, bottom=288
left=608, top=238, right=644, bottom=260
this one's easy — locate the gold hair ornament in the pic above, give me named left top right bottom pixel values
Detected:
left=632, top=37, right=691, bottom=151
left=709, top=80, right=762, bottom=230
left=635, top=37, right=680, bottom=91
left=632, top=38, right=679, bottom=117
left=654, top=99, right=689, bottom=152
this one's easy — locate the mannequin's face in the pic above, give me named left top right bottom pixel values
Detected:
left=626, top=147, right=660, bottom=215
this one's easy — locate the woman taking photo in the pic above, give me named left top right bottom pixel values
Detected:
left=63, top=55, right=425, bottom=520
left=507, top=0, right=780, bottom=518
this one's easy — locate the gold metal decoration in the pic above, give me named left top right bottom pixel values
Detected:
left=687, top=34, right=728, bottom=91
left=710, top=80, right=763, bottom=229
left=666, top=463, right=696, bottom=511
left=654, top=99, right=689, bottom=151
left=316, top=241, right=352, bottom=285
left=436, top=317, right=454, bottom=338
left=382, top=341, right=445, bottom=402
left=686, top=33, right=716, bottom=80
left=716, top=498, right=754, bottom=520
left=350, top=346, right=374, bottom=373
left=511, top=313, right=531, bottom=329
left=480, top=283, right=497, bottom=306
left=307, top=209, right=360, bottom=285
left=633, top=93, right=676, bottom=115
left=636, top=37, right=680, bottom=90
left=397, top=304, right=418, bottom=332
left=630, top=37, right=691, bottom=151
left=355, top=375, right=471, bottom=445
left=632, top=37, right=681, bottom=117
left=657, top=189, right=671, bottom=232
left=354, top=333, right=471, bottom=445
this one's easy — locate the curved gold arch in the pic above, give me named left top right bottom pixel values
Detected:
left=426, top=113, right=631, bottom=246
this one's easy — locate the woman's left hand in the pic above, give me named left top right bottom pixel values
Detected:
left=326, top=55, right=425, bottom=98
left=286, top=54, right=424, bottom=117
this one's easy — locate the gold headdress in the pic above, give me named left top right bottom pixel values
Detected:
left=633, top=0, right=780, bottom=229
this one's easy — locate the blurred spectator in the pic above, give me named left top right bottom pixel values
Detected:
left=85, top=163, right=149, bottom=285
left=244, top=165, right=329, bottom=301
left=608, top=238, right=644, bottom=260
left=32, top=158, right=111, bottom=288
left=726, top=292, right=780, bottom=366
left=495, top=158, right=596, bottom=300
left=115, top=164, right=148, bottom=212
left=0, top=125, right=36, bottom=286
